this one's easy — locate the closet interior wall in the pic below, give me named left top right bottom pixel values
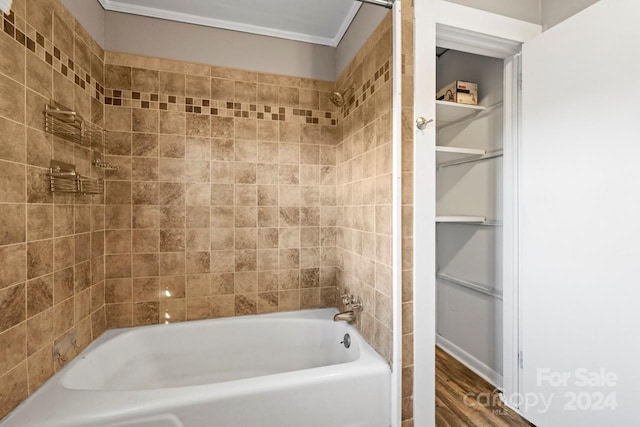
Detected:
left=435, top=49, right=504, bottom=384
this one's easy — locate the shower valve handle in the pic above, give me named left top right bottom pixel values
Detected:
left=341, top=294, right=362, bottom=311
left=341, top=294, right=352, bottom=305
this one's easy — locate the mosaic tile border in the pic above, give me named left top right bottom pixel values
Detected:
left=338, top=59, right=391, bottom=120
left=1, top=10, right=105, bottom=102
left=1, top=6, right=389, bottom=126
left=103, top=89, right=338, bottom=126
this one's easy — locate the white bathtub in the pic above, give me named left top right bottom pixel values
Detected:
left=1, top=308, right=390, bottom=427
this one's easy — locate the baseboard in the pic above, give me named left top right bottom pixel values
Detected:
left=498, top=393, right=532, bottom=422
left=436, top=334, right=503, bottom=388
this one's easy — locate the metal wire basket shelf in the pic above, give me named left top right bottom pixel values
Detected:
left=48, top=160, right=104, bottom=195
left=45, top=100, right=106, bottom=148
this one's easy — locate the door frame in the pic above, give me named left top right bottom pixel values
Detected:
left=391, top=1, right=403, bottom=426
left=502, top=52, right=522, bottom=406
left=413, top=2, right=540, bottom=424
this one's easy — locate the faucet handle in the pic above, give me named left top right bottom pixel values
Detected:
left=341, top=293, right=363, bottom=311
left=341, top=293, right=352, bottom=305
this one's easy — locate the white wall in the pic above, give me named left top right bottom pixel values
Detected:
left=104, top=11, right=336, bottom=81
left=445, top=0, right=600, bottom=30
left=520, top=0, right=640, bottom=424
left=444, top=0, right=541, bottom=24
left=62, top=0, right=387, bottom=81
left=335, top=4, right=389, bottom=78
left=540, top=0, right=599, bottom=29
left=53, top=0, right=603, bottom=81
left=60, top=0, right=106, bottom=47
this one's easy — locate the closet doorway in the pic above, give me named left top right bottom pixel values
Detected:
left=411, top=3, right=539, bottom=424
left=434, top=47, right=505, bottom=387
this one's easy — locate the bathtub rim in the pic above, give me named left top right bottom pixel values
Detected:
left=0, top=308, right=391, bottom=427
left=61, top=307, right=373, bottom=391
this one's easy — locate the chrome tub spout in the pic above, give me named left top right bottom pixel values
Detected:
left=333, top=311, right=356, bottom=322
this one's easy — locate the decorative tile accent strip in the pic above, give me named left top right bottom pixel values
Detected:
left=1, top=10, right=105, bottom=102
left=103, top=88, right=337, bottom=126
left=338, top=59, right=392, bottom=121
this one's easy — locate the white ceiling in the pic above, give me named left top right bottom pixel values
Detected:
left=97, top=0, right=363, bottom=47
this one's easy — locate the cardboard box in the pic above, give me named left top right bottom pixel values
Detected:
left=436, top=80, right=478, bottom=105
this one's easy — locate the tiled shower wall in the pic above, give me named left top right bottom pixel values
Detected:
left=0, top=0, right=106, bottom=418
left=101, top=53, right=340, bottom=327
left=0, top=0, right=403, bottom=420
left=335, top=14, right=394, bottom=362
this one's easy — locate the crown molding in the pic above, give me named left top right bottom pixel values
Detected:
left=98, top=0, right=360, bottom=47
left=333, top=2, right=362, bottom=47
left=436, top=24, right=523, bottom=59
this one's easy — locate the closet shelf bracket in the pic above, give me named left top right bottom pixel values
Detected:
left=437, top=101, right=504, bottom=131
left=438, top=148, right=504, bottom=169
left=437, top=273, right=503, bottom=300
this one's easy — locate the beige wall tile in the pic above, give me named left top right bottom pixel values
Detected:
left=257, top=292, right=278, bottom=314
left=0, top=30, right=25, bottom=83
left=159, top=111, right=186, bottom=135
left=0, top=74, right=25, bottom=124
left=106, top=65, right=132, bottom=90
left=210, top=295, right=234, bottom=318
left=211, top=78, right=234, bottom=101
left=278, top=289, right=300, bottom=311
left=27, top=345, right=54, bottom=393
left=132, top=278, right=158, bottom=302
left=0, top=362, right=28, bottom=419
left=132, top=68, right=159, bottom=93
left=26, top=274, right=53, bottom=318
left=0, top=324, right=26, bottom=376
left=0, top=161, right=26, bottom=203
left=26, top=52, right=52, bottom=98
left=211, top=117, right=234, bottom=139
left=134, top=301, right=159, bottom=326
left=0, top=284, right=26, bottom=333
left=0, top=204, right=26, bottom=246
left=257, top=84, right=277, bottom=105
left=159, top=72, right=185, bottom=95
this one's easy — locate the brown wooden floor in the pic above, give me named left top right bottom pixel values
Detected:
left=436, top=347, right=535, bottom=427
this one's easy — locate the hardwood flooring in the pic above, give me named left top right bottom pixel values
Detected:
left=436, top=347, right=535, bottom=427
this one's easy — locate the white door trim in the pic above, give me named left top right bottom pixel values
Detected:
left=502, top=52, right=522, bottom=405
left=413, top=0, right=438, bottom=424
left=391, top=1, right=403, bottom=426
left=413, top=5, right=540, bottom=425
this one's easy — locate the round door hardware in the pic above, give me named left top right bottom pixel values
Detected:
left=416, top=117, right=433, bottom=130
